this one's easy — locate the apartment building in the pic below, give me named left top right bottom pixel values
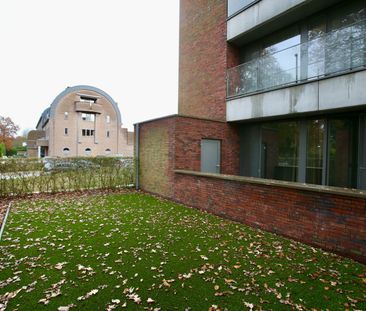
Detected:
left=28, top=85, right=133, bottom=158
left=136, top=0, right=366, bottom=262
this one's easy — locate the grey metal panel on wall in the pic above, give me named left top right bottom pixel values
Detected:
left=201, top=139, right=221, bottom=174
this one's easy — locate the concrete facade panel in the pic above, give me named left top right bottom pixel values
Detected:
left=227, top=71, right=366, bottom=121
left=319, top=70, right=366, bottom=111
left=227, top=0, right=308, bottom=40
left=227, top=81, right=319, bottom=121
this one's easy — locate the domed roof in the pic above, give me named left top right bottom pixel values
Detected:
left=49, top=85, right=121, bottom=124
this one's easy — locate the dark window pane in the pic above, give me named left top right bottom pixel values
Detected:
left=306, top=120, right=325, bottom=185
left=328, top=118, right=358, bottom=188
left=261, top=122, right=299, bottom=182
left=359, top=116, right=366, bottom=190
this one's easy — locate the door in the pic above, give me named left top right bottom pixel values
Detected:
left=201, top=139, right=221, bottom=174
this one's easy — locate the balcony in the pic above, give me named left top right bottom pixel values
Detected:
left=227, top=19, right=366, bottom=98
left=227, top=0, right=342, bottom=43
left=36, top=138, right=49, bottom=147
left=227, top=0, right=260, bottom=17
left=75, top=101, right=103, bottom=114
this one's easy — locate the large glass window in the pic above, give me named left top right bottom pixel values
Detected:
left=359, top=116, right=366, bottom=190
left=240, top=115, right=364, bottom=189
left=228, top=0, right=366, bottom=98
left=228, top=0, right=258, bottom=17
left=306, top=120, right=325, bottom=185
left=327, top=119, right=358, bottom=188
left=261, top=122, right=299, bottom=182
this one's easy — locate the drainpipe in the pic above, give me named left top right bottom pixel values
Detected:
left=135, top=123, right=140, bottom=190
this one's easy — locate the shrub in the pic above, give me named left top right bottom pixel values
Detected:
left=0, top=143, right=5, bottom=157
left=0, top=156, right=134, bottom=197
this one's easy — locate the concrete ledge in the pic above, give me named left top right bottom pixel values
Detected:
left=174, top=169, right=366, bottom=199
left=227, top=69, right=366, bottom=121
left=134, top=114, right=227, bottom=126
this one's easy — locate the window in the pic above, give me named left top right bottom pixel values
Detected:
left=63, top=148, right=70, bottom=156
left=306, top=120, right=325, bottom=185
left=64, top=112, right=68, bottom=120
left=64, top=128, right=68, bottom=135
left=229, top=2, right=366, bottom=98
left=85, top=148, right=92, bottom=156
left=80, top=96, right=97, bottom=103
left=327, top=119, right=358, bottom=188
left=240, top=115, right=363, bottom=189
left=82, top=129, right=95, bottom=136
left=107, top=131, right=110, bottom=138
left=105, top=148, right=111, bottom=155
left=261, top=122, right=299, bottom=182
left=81, top=113, right=95, bottom=122
left=106, top=115, right=110, bottom=123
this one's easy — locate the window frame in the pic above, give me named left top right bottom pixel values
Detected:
left=82, top=129, right=95, bottom=137
left=85, top=148, right=92, bottom=156
left=81, top=113, right=95, bottom=122
left=62, top=147, right=70, bottom=156
left=240, top=114, right=364, bottom=189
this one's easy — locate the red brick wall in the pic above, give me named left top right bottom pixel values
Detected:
left=173, top=173, right=366, bottom=263
left=175, top=117, right=240, bottom=174
left=138, top=115, right=240, bottom=196
left=138, top=115, right=366, bottom=263
left=138, top=117, right=176, bottom=198
left=179, top=0, right=239, bottom=121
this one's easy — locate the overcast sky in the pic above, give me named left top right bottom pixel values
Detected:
left=0, top=0, right=179, bottom=133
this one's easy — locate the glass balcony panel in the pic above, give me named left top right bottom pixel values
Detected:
left=325, top=27, right=352, bottom=75
left=227, top=19, right=366, bottom=98
left=228, top=0, right=258, bottom=17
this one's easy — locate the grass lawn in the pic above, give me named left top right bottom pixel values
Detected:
left=0, top=192, right=365, bottom=310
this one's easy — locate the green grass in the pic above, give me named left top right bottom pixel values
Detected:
left=0, top=192, right=365, bottom=310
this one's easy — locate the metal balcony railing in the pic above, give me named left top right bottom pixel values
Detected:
left=227, top=19, right=366, bottom=98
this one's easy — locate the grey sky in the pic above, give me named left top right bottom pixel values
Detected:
left=0, top=0, right=179, bottom=133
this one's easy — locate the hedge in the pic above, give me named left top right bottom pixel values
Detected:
left=0, top=157, right=134, bottom=197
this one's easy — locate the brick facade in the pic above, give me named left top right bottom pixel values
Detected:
left=137, top=115, right=366, bottom=263
left=173, top=173, right=366, bottom=263
left=138, top=117, right=176, bottom=198
left=136, top=0, right=366, bottom=263
left=28, top=86, right=134, bottom=158
left=175, top=117, right=240, bottom=174
left=178, top=0, right=239, bottom=121
left=138, top=115, right=240, bottom=197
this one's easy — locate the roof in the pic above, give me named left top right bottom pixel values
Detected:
left=36, top=85, right=121, bottom=128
